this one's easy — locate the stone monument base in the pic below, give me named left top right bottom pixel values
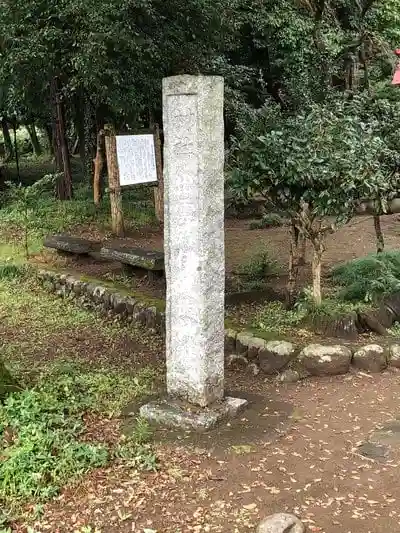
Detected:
left=139, top=396, right=248, bottom=431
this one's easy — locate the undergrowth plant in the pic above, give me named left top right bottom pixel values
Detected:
left=3, top=174, right=58, bottom=258
left=237, top=248, right=280, bottom=290
left=249, top=213, right=285, bottom=230
left=253, top=301, right=304, bottom=334
left=0, top=362, right=156, bottom=518
left=331, top=251, right=400, bottom=302
left=0, top=178, right=155, bottom=252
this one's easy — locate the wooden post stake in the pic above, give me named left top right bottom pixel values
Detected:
left=104, top=124, right=125, bottom=237
left=153, top=124, right=164, bottom=224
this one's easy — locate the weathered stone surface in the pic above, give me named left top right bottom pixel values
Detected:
left=352, top=344, right=388, bottom=373
left=111, top=294, right=127, bottom=314
left=298, top=344, right=352, bottom=376
left=140, top=396, right=248, bottom=431
left=246, top=363, right=260, bottom=376
left=236, top=332, right=254, bottom=355
left=163, top=75, right=225, bottom=407
left=389, top=344, right=400, bottom=368
left=358, top=312, right=388, bottom=336
left=224, top=329, right=237, bottom=354
left=100, top=246, right=164, bottom=271
left=376, top=303, right=396, bottom=329
left=357, top=441, right=389, bottom=460
left=276, top=369, right=301, bottom=383
left=259, top=341, right=296, bottom=374
left=44, top=234, right=101, bottom=255
left=320, top=312, right=359, bottom=340
left=226, top=353, right=248, bottom=369
left=247, top=337, right=267, bottom=361
left=257, top=513, right=305, bottom=533
left=37, top=270, right=165, bottom=334
left=384, top=292, right=400, bottom=321
left=145, top=307, right=157, bottom=329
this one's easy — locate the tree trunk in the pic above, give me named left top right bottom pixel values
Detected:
left=311, top=247, right=323, bottom=306
left=373, top=215, right=384, bottom=254
left=26, top=123, right=42, bottom=156
left=83, top=99, right=97, bottom=184
left=153, top=124, right=164, bottom=223
left=74, top=92, right=86, bottom=169
left=93, top=129, right=105, bottom=207
left=1, top=119, right=13, bottom=160
left=286, top=221, right=299, bottom=306
left=52, top=119, right=63, bottom=171
left=298, top=234, right=306, bottom=265
left=44, top=124, right=54, bottom=157
left=104, top=124, right=124, bottom=236
left=52, top=78, right=72, bottom=200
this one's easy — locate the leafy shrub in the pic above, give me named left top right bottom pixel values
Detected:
left=238, top=249, right=280, bottom=282
left=0, top=180, right=155, bottom=242
left=331, top=251, right=400, bottom=302
left=253, top=301, right=304, bottom=334
left=249, top=213, right=285, bottom=230
left=0, top=263, right=28, bottom=281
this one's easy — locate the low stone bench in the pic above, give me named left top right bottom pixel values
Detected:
left=44, top=234, right=101, bottom=256
left=99, top=245, right=164, bottom=275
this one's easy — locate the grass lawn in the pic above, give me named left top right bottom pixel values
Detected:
left=0, top=272, right=163, bottom=530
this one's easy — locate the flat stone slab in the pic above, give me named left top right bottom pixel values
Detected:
left=100, top=246, right=164, bottom=271
left=357, top=441, right=389, bottom=460
left=139, top=396, right=248, bottom=431
left=44, top=234, right=101, bottom=255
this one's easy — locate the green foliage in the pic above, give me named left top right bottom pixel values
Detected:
left=295, top=286, right=368, bottom=320
left=0, top=263, right=28, bottom=281
left=253, top=301, right=304, bottom=334
left=0, top=362, right=155, bottom=508
left=231, top=96, right=397, bottom=225
left=389, top=322, right=400, bottom=337
left=0, top=0, right=224, bottom=124
left=0, top=179, right=155, bottom=250
left=249, top=213, right=284, bottom=230
left=331, top=251, right=400, bottom=302
left=237, top=248, right=280, bottom=285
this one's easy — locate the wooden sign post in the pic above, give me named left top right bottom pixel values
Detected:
left=104, top=125, right=163, bottom=234
left=104, top=124, right=125, bottom=237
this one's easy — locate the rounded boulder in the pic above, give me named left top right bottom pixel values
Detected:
left=298, top=344, right=352, bottom=376
left=259, top=341, right=296, bottom=374
left=257, top=513, right=305, bottom=533
left=389, top=344, right=400, bottom=369
left=352, top=344, right=388, bottom=373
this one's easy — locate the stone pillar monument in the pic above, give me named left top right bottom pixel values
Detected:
left=163, top=75, right=225, bottom=407
left=140, top=76, right=247, bottom=430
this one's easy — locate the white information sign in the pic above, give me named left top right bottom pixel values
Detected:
left=116, top=134, right=157, bottom=186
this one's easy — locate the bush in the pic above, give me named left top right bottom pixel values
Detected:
left=249, top=213, right=285, bottom=230
left=331, top=251, right=400, bottom=302
left=0, top=178, right=155, bottom=250
left=0, top=264, right=28, bottom=281
left=253, top=301, right=304, bottom=334
left=238, top=249, right=280, bottom=281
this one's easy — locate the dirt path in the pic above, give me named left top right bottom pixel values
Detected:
left=24, top=368, right=400, bottom=533
left=4, top=278, right=400, bottom=533
left=78, top=213, right=400, bottom=274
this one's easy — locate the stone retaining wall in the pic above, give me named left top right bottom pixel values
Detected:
left=225, top=329, right=400, bottom=381
left=37, top=269, right=165, bottom=335
left=37, top=269, right=400, bottom=381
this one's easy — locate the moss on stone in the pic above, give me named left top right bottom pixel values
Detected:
left=35, top=265, right=166, bottom=312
